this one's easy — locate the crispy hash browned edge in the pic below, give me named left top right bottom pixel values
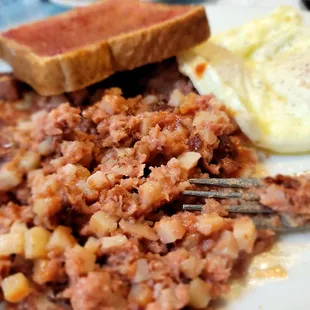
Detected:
left=0, top=59, right=274, bottom=310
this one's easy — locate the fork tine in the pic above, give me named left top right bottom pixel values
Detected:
left=183, top=204, right=204, bottom=211
left=227, top=204, right=274, bottom=213
left=183, top=203, right=274, bottom=213
left=189, top=178, right=263, bottom=188
left=183, top=177, right=310, bottom=232
left=183, top=190, right=260, bottom=201
left=182, top=204, right=310, bottom=231
left=280, top=214, right=299, bottom=229
left=250, top=215, right=280, bottom=230
left=252, top=214, right=310, bottom=232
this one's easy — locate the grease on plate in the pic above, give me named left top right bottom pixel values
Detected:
left=250, top=264, right=287, bottom=279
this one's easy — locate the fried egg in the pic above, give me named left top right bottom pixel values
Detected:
left=178, top=7, right=310, bottom=153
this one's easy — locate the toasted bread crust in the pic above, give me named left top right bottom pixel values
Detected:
left=0, top=3, right=209, bottom=95
left=109, top=6, right=209, bottom=71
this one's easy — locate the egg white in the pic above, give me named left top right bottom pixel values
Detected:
left=178, top=7, right=310, bottom=153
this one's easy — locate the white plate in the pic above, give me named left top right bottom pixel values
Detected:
left=205, top=5, right=310, bottom=310
left=1, top=5, right=310, bottom=310
left=0, top=61, right=11, bottom=73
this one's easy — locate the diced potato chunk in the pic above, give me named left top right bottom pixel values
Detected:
left=84, top=237, right=101, bottom=253
left=87, top=171, right=109, bottom=190
left=177, top=152, right=201, bottom=171
left=115, top=147, right=128, bottom=158
left=69, top=245, right=96, bottom=275
left=199, top=129, right=217, bottom=144
left=233, top=217, right=257, bottom=253
left=19, top=151, right=41, bottom=172
left=155, top=218, right=185, bottom=244
left=33, top=199, right=46, bottom=217
left=0, top=233, right=24, bottom=257
left=179, top=92, right=196, bottom=114
left=76, top=180, right=98, bottom=201
left=129, top=283, right=153, bottom=307
left=119, top=220, right=158, bottom=241
left=180, top=256, right=204, bottom=279
left=47, top=226, right=76, bottom=252
left=25, top=227, right=51, bottom=259
left=10, top=222, right=28, bottom=234
left=33, top=259, right=54, bottom=285
left=33, top=197, right=61, bottom=217
left=141, top=95, right=158, bottom=106
left=168, top=89, right=185, bottom=107
left=213, top=230, right=239, bottom=259
left=140, top=118, right=151, bottom=136
left=157, top=286, right=188, bottom=309
left=139, top=181, right=162, bottom=208
left=196, top=214, right=225, bottom=236
left=133, top=259, right=150, bottom=283
left=38, top=138, right=54, bottom=156
left=101, top=235, right=127, bottom=251
left=1, top=273, right=32, bottom=303
left=0, top=167, right=22, bottom=191
left=89, top=211, right=118, bottom=237
left=193, top=111, right=220, bottom=127
left=189, top=278, right=211, bottom=309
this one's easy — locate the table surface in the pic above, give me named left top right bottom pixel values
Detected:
left=0, top=0, right=67, bottom=30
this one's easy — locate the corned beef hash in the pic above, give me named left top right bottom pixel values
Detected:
left=0, top=59, right=273, bottom=310
left=1, top=1, right=309, bottom=310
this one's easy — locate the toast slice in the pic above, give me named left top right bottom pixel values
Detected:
left=0, top=0, right=209, bottom=96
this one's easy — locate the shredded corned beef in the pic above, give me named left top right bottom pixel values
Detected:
left=0, top=60, right=270, bottom=310
left=254, top=174, right=310, bottom=226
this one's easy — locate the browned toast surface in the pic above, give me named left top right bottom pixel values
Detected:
left=2, top=1, right=192, bottom=57
left=0, top=0, right=209, bottom=95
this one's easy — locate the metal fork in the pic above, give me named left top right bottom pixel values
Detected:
left=182, top=178, right=310, bottom=232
